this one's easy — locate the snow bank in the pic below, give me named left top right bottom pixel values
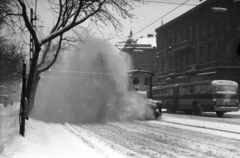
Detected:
left=1, top=103, right=125, bottom=158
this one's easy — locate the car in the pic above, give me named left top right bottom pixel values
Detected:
left=0, top=85, right=14, bottom=107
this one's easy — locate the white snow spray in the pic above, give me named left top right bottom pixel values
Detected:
left=33, top=36, right=154, bottom=124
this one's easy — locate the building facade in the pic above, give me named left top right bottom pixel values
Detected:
left=122, top=33, right=158, bottom=85
left=155, top=0, right=240, bottom=88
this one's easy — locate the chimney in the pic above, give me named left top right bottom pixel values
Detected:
left=147, top=34, right=153, bottom=38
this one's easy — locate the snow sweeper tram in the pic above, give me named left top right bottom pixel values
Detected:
left=128, top=69, right=162, bottom=119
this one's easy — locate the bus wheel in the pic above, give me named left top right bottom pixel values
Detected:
left=193, top=103, right=202, bottom=116
left=184, top=110, right=193, bottom=115
left=171, top=108, right=177, bottom=114
left=216, top=111, right=224, bottom=117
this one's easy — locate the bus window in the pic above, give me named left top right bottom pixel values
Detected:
left=183, top=87, right=186, bottom=95
left=163, top=89, right=167, bottom=95
left=152, top=90, right=156, bottom=96
left=217, top=85, right=225, bottom=93
left=202, top=85, right=210, bottom=93
left=189, top=86, right=194, bottom=94
left=227, top=86, right=237, bottom=94
left=212, top=85, right=237, bottom=94
left=195, top=85, right=201, bottom=94
left=179, top=87, right=182, bottom=95
left=169, top=88, right=173, bottom=95
left=185, top=87, right=189, bottom=94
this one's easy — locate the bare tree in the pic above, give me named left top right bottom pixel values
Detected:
left=7, top=0, right=142, bottom=114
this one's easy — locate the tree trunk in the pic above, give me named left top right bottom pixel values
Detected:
left=25, top=46, right=41, bottom=114
left=29, top=71, right=41, bottom=115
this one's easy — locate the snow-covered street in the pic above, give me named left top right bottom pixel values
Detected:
left=1, top=103, right=127, bottom=158
left=2, top=103, right=240, bottom=158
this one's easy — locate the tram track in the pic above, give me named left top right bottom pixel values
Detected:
left=64, top=120, right=240, bottom=158
left=144, top=118, right=240, bottom=140
left=161, top=120, right=240, bottom=134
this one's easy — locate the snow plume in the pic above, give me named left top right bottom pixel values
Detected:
left=33, top=37, right=154, bottom=124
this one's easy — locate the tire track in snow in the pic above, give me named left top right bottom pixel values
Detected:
left=107, top=122, right=213, bottom=158
left=64, top=123, right=146, bottom=158
left=82, top=122, right=182, bottom=158
left=136, top=120, right=240, bottom=158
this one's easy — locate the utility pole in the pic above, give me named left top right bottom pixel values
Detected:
left=20, top=62, right=26, bottom=136
left=29, top=8, right=37, bottom=67
left=27, top=8, right=37, bottom=118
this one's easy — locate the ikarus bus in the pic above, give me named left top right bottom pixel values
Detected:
left=152, top=80, right=239, bottom=117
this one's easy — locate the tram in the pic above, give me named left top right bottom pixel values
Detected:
left=129, top=69, right=162, bottom=118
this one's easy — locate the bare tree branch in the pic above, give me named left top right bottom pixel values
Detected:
left=17, top=0, right=40, bottom=47
left=37, top=34, right=63, bottom=72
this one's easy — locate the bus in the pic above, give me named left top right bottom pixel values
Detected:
left=152, top=80, right=239, bottom=117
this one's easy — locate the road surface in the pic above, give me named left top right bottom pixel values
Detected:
left=64, top=111, right=240, bottom=158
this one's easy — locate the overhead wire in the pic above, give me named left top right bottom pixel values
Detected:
left=143, top=0, right=196, bottom=6
left=133, top=0, right=191, bottom=36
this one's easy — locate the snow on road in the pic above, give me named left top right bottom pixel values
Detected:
left=2, top=103, right=240, bottom=158
left=0, top=103, right=126, bottom=158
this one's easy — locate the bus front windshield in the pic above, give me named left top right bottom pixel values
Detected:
left=213, top=85, right=237, bottom=94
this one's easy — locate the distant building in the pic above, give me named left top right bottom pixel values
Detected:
left=155, top=0, right=240, bottom=89
left=122, top=31, right=158, bottom=85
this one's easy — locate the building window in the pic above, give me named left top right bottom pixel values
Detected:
left=174, top=30, right=177, bottom=45
left=162, top=57, right=165, bottom=71
left=201, top=20, right=205, bottom=38
left=199, top=45, right=205, bottom=64
left=193, top=24, right=197, bottom=40
left=192, top=48, right=196, bottom=64
left=181, top=53, right=185, bottom=69
left=237, top=43, right=240, bottom=57
left=209, top=19, right=214, bottom=36
left=185, top=53, right=188, bottom=66
left=133, top=77, right=140, bottom=85
left=188, top=51, right=192, bottom=65
left=208, top=43, right=213, bottom=62
left=177, top=30, right=180, bottom=43
left=169, top=55, right=173, bottom=70
left=189, top=26, right=192, bottom=40
left=144, top=77, right=149, bottom=85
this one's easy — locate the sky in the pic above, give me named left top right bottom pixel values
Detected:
left=110, top=0, right=204, bottom=44
left=34, top=0, right=205, bottom=46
